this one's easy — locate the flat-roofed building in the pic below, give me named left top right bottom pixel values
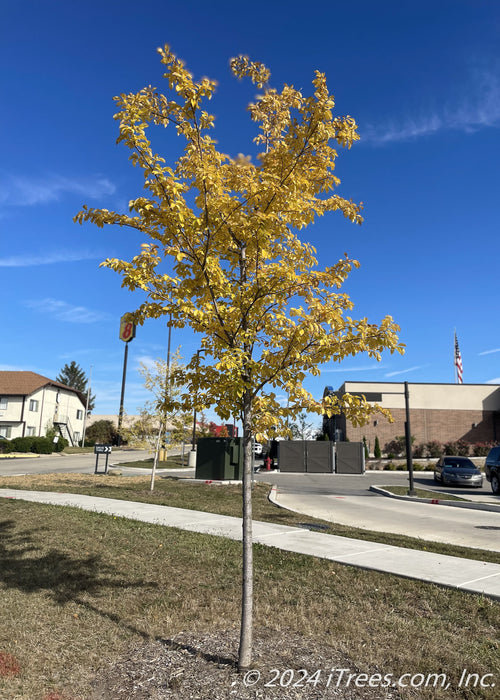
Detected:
left=323, top=381, right=500, bottom=452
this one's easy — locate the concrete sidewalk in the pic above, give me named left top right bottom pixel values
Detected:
left=1, top=488, right=500, bottom=601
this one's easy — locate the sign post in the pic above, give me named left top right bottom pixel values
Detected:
left=94, top=444, right=112, bottom=474
left=117, top=314, right=136, bottom=445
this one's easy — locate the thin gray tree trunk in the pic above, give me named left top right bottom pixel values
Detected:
left=238, top=389, right=253, bottom=670
left=150, top=424, right=162, bottom=492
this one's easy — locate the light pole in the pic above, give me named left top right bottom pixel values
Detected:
left=188, top=349, right=202, bottom=467
left=81, top=364, right=92, bottom=448
left=404, top=381, right=416, bottom=496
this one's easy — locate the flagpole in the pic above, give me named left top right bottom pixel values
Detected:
left=454, top=329, right=457, bottom=384
left=454, top=330, right=463, bottom=384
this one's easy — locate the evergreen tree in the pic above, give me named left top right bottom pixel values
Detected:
left=374, top=435, right=381, bottom=459
left=56, top=361, right=95, bottom=412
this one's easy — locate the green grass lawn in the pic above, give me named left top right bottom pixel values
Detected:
left=0, top=496, right=499, bottom=699
left=379, top=485, right=467, bottom=501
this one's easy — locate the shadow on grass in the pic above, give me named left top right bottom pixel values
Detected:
left=0, top=519, right=158, bottom=606
left=160, top=638, right=237, bottom=668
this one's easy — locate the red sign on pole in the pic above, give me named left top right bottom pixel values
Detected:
left=119, top=315, right=136, bottom=343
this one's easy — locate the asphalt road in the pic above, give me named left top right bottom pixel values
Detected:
left=0, top=449, right=157, bottom=477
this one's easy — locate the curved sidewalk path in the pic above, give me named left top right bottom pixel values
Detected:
left=1, top=488, right=500, bottom=601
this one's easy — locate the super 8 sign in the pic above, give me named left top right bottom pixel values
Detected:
left=119, top=315, right=136, bottom=342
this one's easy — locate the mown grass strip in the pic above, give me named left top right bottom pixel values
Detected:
left=379, top=485, right=467, bottom=501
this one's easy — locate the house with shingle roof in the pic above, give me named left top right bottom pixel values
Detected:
left=0, top=371, right=86, bottom=445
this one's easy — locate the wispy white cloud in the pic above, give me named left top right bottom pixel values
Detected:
left=24, top=298, right=111, bottom=324
left=364, top=66, right=500, bottom=145
left=0, top=173, right=116, bottom=207
left=486, top=378, right=500, bottom=385
left=322, top=364, right=386, bottom=373
left=0, top=250, right=102, bottom=267
left=135, top=355, right=158, bottom=371
left=479, top=348, right=500, bottom=356
left=385, top=365, right=429, bottom=378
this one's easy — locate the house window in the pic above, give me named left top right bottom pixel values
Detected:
left=76, top=409, right=83, bottom=420
left=26, top=426, right=36, bottom=436
left=29, top=399, right=39, bottom=412
left=73, top=432, right=81, bottom=443
left=0, top=426, right=12, bottom=438
left=0, top=398, right=7, bottom=410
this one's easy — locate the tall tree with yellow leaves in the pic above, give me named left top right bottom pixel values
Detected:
left=75, top=46, right=404, bottom=669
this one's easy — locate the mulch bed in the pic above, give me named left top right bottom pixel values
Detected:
left=91, top=629, right=405, bottom=699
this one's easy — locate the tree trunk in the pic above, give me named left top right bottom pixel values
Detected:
left=150, top=425, right=162, bottom=492
left=238, top=389, right=253, bottom=670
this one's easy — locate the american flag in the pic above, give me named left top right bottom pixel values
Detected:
left=454, top=332, right=463, bottom=384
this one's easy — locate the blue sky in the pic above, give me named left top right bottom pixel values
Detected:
left=1, top=0, right=499, bottom=426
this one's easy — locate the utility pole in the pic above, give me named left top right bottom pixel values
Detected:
left=405, top=381, right=416, bottom=496
left=82, top=364, right=92, bottom=448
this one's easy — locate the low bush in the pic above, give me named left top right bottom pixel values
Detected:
left=53, top=437, right=68, bottom=452
left=444, top=439, right=470, bottom=456
left=0, top=440, right=12, bottom=454
left=10, top=436, right=37, bottom=453
left=426, top=440, right=442, bottom=458
left=86, top=420, right=119, bottom=446
left=384, top=437, right=405, bottom=457
left=412, top=444, right=425, bottom=458
left=472, top=442, right=496, bottom=456
left=8, top=436, right=58, bottom=454
left=31, top=437, right=53, bottom=454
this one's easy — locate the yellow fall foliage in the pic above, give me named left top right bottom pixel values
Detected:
left=75, top=44, right=404, bottom=439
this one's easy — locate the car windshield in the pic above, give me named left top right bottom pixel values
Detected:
left=443, top=457, right=474, bottom=469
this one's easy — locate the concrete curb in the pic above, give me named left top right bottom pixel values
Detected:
left=370, top=485, right=500, bottom=513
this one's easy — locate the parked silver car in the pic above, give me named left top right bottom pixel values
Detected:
left=434, top=456, right=483, bottom=488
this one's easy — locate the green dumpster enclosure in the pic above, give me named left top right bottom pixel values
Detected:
left=195, top=437, right=243, bottom=480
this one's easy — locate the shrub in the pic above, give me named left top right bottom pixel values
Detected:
left=384, top=438, right=404, bottom=457
left=85, top=420, right=119, bottom=446
left=444, top=440, right=470, bottom=456
left=10, top=436, right=36, bottom=453
left=443, top=441, right=456, bottom=455
left=0, top=440, right=12, bottom=454
left=426, top=440, right=442, bottom=458
left=374, top=436, right=381, bottom=459
left=31, top=437, right=53, bottom=454
left=413, top=443, right=425, bottom=458
left=52, top=437, right=68, bottom=452
left=455, top=439, right=470, bottom=456
left=384, top=435, right=414, bottom=457
left=473, top=442, right=495, bottom=456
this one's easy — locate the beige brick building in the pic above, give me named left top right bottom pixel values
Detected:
left=323, top=382, right=500, bottom=454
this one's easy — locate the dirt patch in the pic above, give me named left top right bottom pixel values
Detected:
left=91, top=629, right=405, bottom=699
